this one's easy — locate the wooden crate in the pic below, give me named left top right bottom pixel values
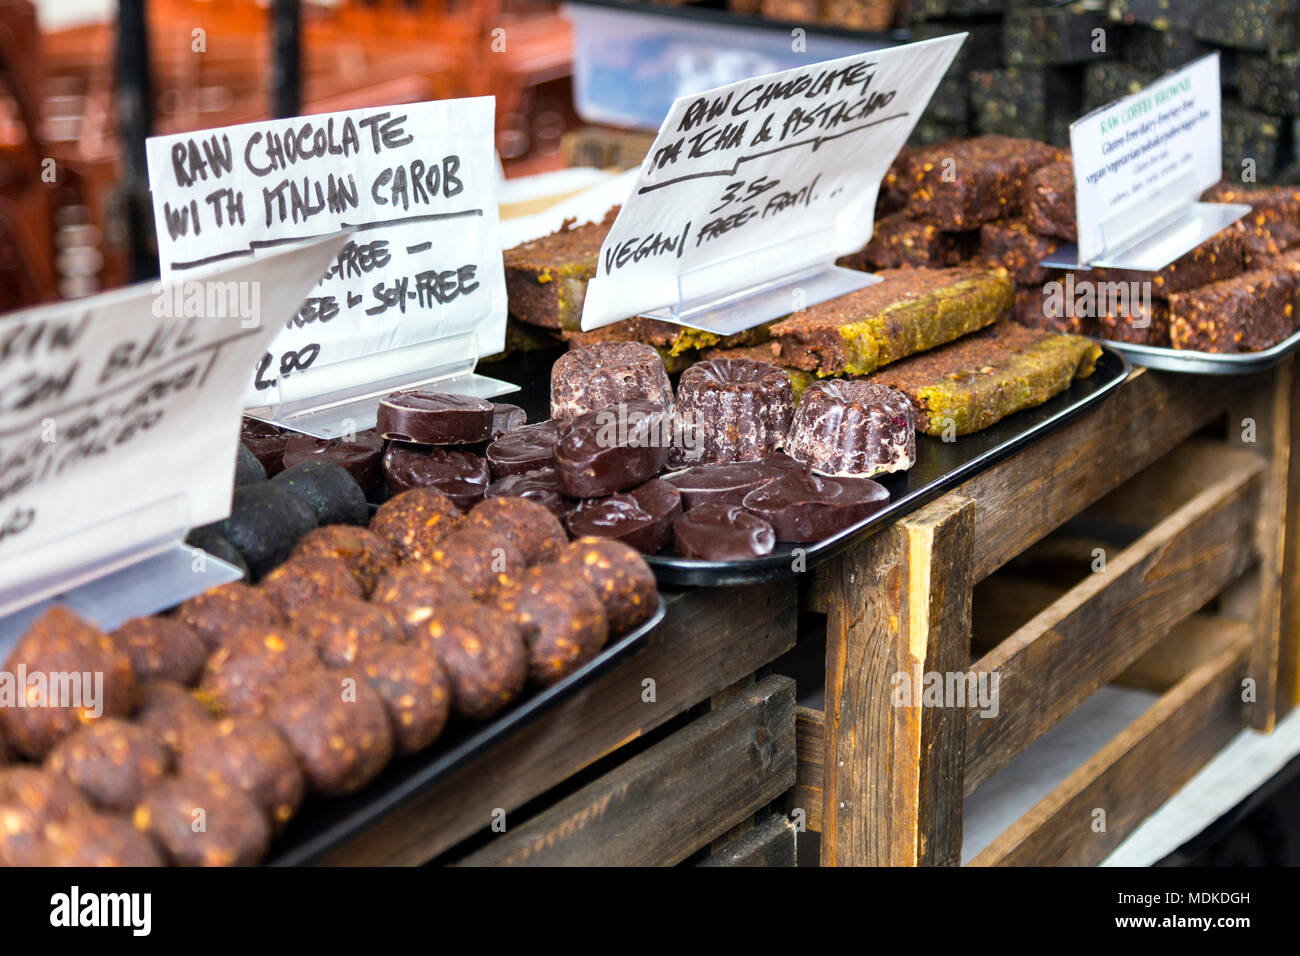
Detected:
left=316, top=581, right=798, bottom=865
left=794, top=361, right=1300, bottom=866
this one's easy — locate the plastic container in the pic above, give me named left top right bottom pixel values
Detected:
left=566, top=1, right=897, bottom=130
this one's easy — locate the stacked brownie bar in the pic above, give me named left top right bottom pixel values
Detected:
left=502, top=207, right=618, bottom=332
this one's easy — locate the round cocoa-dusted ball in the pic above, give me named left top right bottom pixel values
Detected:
left=198, top=628, right=321, bottom=717
left=0, top=767, right=90, bottom=866
left=260, top=555, right=362, bottom=615
left=369, top=488, right=463, bottom=563
left=465, top=496, right=567, bottom=566
left=174, top=582, right=283, bottom=650
left=554, top=537, right=658, bottom=635
left=134, top=776, right=269, bottom=866
left=132, top=681, right=215, bottom=760
left=353, top=643, right=451, bottom=755
left=290, top=597, right=403, bottom=668
left=44, top=813, right=164, bottom=867
left=45, top=718, right=169, bottom=813
left=0, top=606, right=135, bottom=760
left=179, top=717, right=303, bottom=835
left=496, top=566, right=609, bottom=686
left=292, top=524, right=398, bottom=596
left=416, top=601, right=526, bottom=720
left=427, top=527, right=526, bottom=600
left=369, top=563, right=469, bottom=641
left=112, top=615, right=207, bottom=685
left=265, top=669, right=394, bottom=797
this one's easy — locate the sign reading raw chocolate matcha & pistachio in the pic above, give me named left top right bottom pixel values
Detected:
left=580, top=36, right=966, bottom=335
left=146, top=99, right=508, bottom=421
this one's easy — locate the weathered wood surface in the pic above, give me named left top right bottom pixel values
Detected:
left=698, top=813, right=796, bottom=867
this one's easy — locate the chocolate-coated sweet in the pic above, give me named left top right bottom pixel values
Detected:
left=382, top=444, right=490, bottom=509
left=741, top=470, right=890, bottom=542
left=565, top=478, right=682, bottom=554
left=786, top=379, right=917, bottom=478
left=241, top=418, right=290, bottom=476
left=666, top=457, right=788, bottom=509
left=672, top=358, right=794, bottom=465
left=377, top=390, right=494, bottom=444
left=281, top=430, right=384, bottom=497
left=554, top=400, right=672, bottom=498
left=485, top=467, right=569, bottom=517
left=550, top=342, right=674, bottom=420
left=489, top=403, right=527, bottom=439
left=673, top=503, right=777, bottom=560
left=486, top=420, right=569, bottom=479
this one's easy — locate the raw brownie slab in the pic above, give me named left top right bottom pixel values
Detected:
left=850, top=211, right=978, bottom=269
left=1204, top=183, right=1300, bottom=259
left=1025, top=159, right=1077, bottom=243
left=904, top=135, right=1063, bottom=229
left=1088, top=228, right=1247, bottom=298
left=980, top=219, right=1060, bottom=285
left=503, top=207, right=617, bottom=330
left=1167, top=267, right=1295, bottom=352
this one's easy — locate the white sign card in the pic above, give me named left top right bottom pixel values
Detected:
left=1069, top=54, right=1239, bottom=269
left=580, top=36, right=966, bottom=332
left=0, top=237, right=344, bottom=600
left=145, top=99, right=506, bottom=408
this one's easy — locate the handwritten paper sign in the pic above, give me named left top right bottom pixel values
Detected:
left=1071, top=54, right=1223, bottom=266
left=0, top=238, right=344, bottom=597
left=146, top=99, right=505, bottom=406
left=580, top=36, right=966, bottom=331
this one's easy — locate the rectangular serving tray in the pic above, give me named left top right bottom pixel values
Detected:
left=1096, top=327, right=1300, bottom=376
left=266, top=596, right=665, bottom=866
left=645, top=346, right=1131, bottom=586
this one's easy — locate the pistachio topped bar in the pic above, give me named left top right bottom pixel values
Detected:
left=769, top=266, right=1013, bottom=376
left=503, top=207, right=617, bottom=331
left=865, top=322, right=1101, bottom=436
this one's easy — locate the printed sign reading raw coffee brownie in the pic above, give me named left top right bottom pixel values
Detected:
left=146, top=99, right=505, bottom=407
left=580, top=37, right=966, bottom=332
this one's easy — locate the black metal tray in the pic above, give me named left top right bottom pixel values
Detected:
left=1097, top=328, right=1300, bottom=376
left=648, top=347, right=1130, bottom=586
left=265, top=596, right=665, bottom=866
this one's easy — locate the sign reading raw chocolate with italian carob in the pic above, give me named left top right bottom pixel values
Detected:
left=146, top=99, right=504, bottom=406
left=580, top=36, right=966, bottom=331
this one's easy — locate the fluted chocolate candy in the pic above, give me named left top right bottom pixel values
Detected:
left=566, top=478, right=682, bottom=554
left=673, top=503, right=776, bottom=560
left=554, top=400, right=672, bottom=498
left=382, top=444, right=490, bottom=509
left=786, top=380, right=916, bottom=478
left=486, top=420, right=569, bottom=479
left=282, top=430, right=385, bottom=497
left=377, top=390, right=494, bottom=444
left=741, top=469, right=889, bottom=542
left=550, top=342, right=674, bottom=420
left=673, top=358, right=794, bottom=465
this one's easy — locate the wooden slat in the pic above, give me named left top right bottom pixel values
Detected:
left=794, top=705, right=824, bottom=833
left=963, top=445, right=1261, bottom=795
left=958, top=367, right=1240, bottom=582
left=822, top=494, right=975, bottom=866
left=1115, top=615, right=1244, bottom=694
left=455, top=675, right=796, bottom=866
left=698, top=813, right=796, bottom=867
left=969, top=620, right=1252, bottom=866
left=318, top=582, right=797, bottom=865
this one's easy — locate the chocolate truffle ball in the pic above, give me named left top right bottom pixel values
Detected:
left=495, top=566, right=609, bottom=686
left=369, top=488, right=463, bottom=563
left=45, top=718, right=169, bottom=813
left=0, top=606, right=134, bottom=760
left=290, top=597, right=403, bottom=668
left=134, top=776, right=270, bottom=867
left=354, top=643, right=451, bottom=755
left=45, top=812, right=165, bottom=867
left=416, top=601, right=527, bottom=720
left=174, top=582, right=284, bottom=650
left=198, top=628, right=321, bottom=717
left=368, top=564, right=469, bottom=641
left=292, top=525, right=399, bottom=596
left=427, top=527, right=526, bottom=600
left=0, top=767, right=90, bottom=866
left=132, top=681, right=215, bottom=761
left=112, top=615, right=207, bottom=685
left=260, top=555, right=363, bottom=615
left=465, top=496, right=567, bottom=565
left=265, top=669, right=394, bottom=797
left=554, top=537, right=658, bottom=634
left=179, top=717, right=304, bottom=835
